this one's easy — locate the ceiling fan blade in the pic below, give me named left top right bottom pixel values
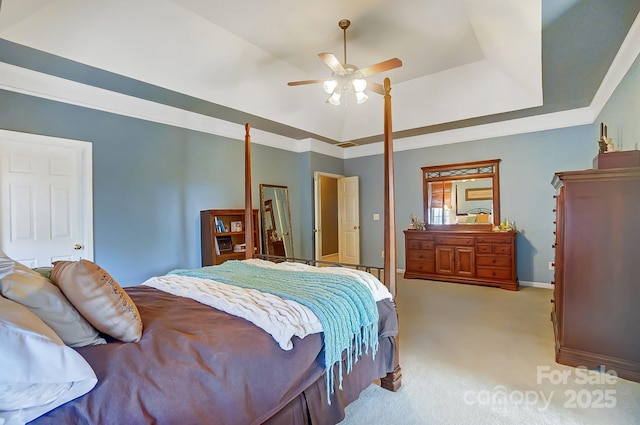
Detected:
left=287, top=79, right=325, bottom=86
left=358, top=58, right=403, bottom=77
left=367, top=81, right=385, bottom=95
left=318, top=53, right=346, bottom=74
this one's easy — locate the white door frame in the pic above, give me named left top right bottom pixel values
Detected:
left=0, top=129, right=94, bottom=262
left=313, top=171, right=361, bottom=264
left=313, top=171, right=343, bottom=262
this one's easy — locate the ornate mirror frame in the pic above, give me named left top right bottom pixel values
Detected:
left=422, top=159, right=501, bottom=230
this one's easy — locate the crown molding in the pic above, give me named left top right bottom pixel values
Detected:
left=590, top=12, right=640, bottom=115
left=1, top=12, right=637, bottom=160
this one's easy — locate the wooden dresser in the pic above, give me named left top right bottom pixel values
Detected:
left=404, top=230, right=518, bottom=290
left=551, top=167, right=640, bottom=382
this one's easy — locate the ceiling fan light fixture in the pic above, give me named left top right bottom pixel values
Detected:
left=288, top=19, right=401, bottom=106
left=327, top=91, right=341, bottom=105
left=323, top=79, right=338, bottom=94
left=352, top=78, right=367, bottom=93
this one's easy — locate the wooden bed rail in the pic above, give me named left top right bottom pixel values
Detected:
left=254, top=254, right=385, bottom=282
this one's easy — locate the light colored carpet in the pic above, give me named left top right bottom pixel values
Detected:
left=339, top=276, right=640, bottom=425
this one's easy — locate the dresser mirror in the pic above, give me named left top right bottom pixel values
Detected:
left=422, top=159, right=501, bottom=229
left=259, top=184, right=294, bottom=258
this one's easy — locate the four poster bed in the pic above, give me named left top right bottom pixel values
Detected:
left=1, top=79, right=400, bottom=425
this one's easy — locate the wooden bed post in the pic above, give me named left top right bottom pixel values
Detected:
left=380, top=77, right=402, bottom=392
left=382, top=78, right=397, bottom=296
left=244, top=123, right=254, bottom=259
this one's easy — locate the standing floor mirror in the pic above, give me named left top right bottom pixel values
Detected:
left=259, top=184, right=294, bottom=258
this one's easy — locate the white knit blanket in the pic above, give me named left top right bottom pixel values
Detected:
left=142, top=259, right=391, bottom=350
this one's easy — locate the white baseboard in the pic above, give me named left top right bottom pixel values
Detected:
left=519, top=280, right=553, bottom=289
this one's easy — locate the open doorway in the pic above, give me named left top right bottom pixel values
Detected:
left=313, top=172, right=360, bottom=264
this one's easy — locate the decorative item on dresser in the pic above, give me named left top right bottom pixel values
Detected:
left=404, top=158, right=519, bottom=290
left=200, top=208, right=260, bottom=265
left=551, top=166, right=640, bottom=383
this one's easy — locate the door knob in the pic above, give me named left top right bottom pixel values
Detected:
left=73, top=244, right=82, bottom=250
left=353, top=225, right=360, bottom=230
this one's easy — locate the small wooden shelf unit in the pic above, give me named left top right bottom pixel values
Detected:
left=200, top=209, right=259, bottom=266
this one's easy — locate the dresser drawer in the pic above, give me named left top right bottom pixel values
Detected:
left=476, top=255, right=511, bottom=268
left=407, top=249, right=435, bottom=262
left=405, top=232, right=435, bottom=242
left=434, top=236, right=474, bottom=246
left=476, top=244, right=492, bottom=254
left=407, top=239, right=435, bottom=250
left=406, top=260, right=435, bottom=274
left=494, top=245, right=511, bottom=255
left=476, top=243, right=511, bottom=255
left=476, top=236, right=510, bottom=244
left=476, top=267, right=513, bottom=280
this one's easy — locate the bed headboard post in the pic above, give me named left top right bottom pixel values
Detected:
left=383, top=78, right=397, bottom=296
left=244, top=123, right=254, bottom=259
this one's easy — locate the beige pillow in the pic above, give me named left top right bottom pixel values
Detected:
left=52, top=259, right=143, bottom=342
left=0, top=256, right=106, bottom=347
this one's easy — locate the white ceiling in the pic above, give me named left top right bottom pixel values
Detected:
left=0, top=0, right=547, bottom=144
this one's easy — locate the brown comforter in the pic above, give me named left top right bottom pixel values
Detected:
left=30, top=286, right=398, bottom=425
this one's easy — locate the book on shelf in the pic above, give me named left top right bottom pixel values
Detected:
left=214, top=216, right=226, bottom=233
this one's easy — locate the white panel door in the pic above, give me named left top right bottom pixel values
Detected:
left=338, top=176, right=360, bottom=264
left=0, top=130, right=92, bottom=267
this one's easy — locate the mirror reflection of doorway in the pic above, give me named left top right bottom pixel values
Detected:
left=260, top=184, right=294, bottom=258
left=313, top=172, right=360, bottom=264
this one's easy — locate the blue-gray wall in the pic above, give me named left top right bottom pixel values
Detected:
left=0, top=89, right=304, bottom=285
left=1, top=53, right=638, bottom=286
left=347, top=52, right=640, bottom=284
left=596, top=54, right=640, bottom=152
left=347, top=126, right=593, bottom=284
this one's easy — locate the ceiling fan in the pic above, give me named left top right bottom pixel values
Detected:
left=287, top=19, right=402, bottom=105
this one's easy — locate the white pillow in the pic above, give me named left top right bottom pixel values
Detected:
left=0, top=296, right=98, bottom=424
left=0, top=255, right=13, bottom=279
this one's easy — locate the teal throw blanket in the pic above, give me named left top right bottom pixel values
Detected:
left=169, top=260, right=379, bottom=401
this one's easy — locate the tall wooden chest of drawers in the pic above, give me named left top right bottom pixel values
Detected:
left=404, top=230, right=518, bottom=290
left=551, top=167, right=640, bottom=382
